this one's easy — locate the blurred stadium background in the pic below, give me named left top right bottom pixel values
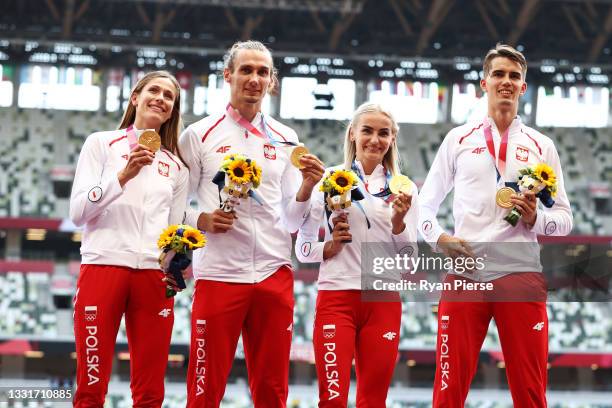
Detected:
left=0, top=0, right=611, bottom=406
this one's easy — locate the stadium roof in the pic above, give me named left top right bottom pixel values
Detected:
left=1, top=0, right=611, bottom=82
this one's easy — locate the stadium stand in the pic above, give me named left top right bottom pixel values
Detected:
left=0, top=271, right=57, bottom=337
left=0, top=108, right=610, bottom=235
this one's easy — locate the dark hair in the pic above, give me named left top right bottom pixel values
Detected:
left=483, top=43, right=527, bottom=78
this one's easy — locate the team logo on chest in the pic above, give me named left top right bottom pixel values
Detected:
left=158, top=161, right=170, bottom=177
left=515, top=145, right=529, bottom=162
left=472, top=147, right=486, bottom=155
left=263, top=144, right=276, bottom=160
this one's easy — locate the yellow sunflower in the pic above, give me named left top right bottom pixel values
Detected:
left=533, top=163, right=557, bottom=188
left=227, top=159, right=253, bottom=184
left=327, top=170, right=357, bottom=195
left=250, top=160, right=262, bottom=188
left=180, top=227, right=206, bottom=250
left=157, top=224, right=179, bottom=249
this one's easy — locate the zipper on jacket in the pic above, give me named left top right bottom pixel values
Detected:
left=249, top=191, right=257, bottom=282
left=136, top=161, right=151, bottom=268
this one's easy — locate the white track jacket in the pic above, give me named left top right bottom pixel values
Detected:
left=296, top=162, right=419, bottom=290
left=70, top=128, right=189, bottom=269
left=418, top=116, right=573, bottom=281
left=179, top=112, right=310, bottom=283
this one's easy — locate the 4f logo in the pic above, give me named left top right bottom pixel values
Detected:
left=533, top=322, right=545, bottom=331
left=263, top=144, right=276, bottom=160
left=472, top=147, right=486, bottom=154
left=382, top=332, right=397, bottom=341
left=158, top=161, right=170, bottom=177
left=216, top=145, right=231, bottom=153
left=516, top=146, right=529, bottom=162
left=158, top=308, right=172, bottom=318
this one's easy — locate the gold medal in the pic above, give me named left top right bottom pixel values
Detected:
left=495, top=187, right=515, bottom=209
left=138, top=130, right=161, bottom=152
left=290, top=145, right=309, bottom=169
left=389, top=174, right=412, bottom=195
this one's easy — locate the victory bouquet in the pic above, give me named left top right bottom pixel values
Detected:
left=158, top=224, right=206, bottom=297
left=212, top=153, right=263, bottom=212
left=320, top=169, right=363, bottom=243
left=503, top=163, right=558, bottom=227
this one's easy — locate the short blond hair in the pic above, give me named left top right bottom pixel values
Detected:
left=483, top=43, right=527, bottom=78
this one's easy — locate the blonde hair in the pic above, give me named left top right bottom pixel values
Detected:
left=118, top=70, right=186, bottom=166
left=343, top=102, right=401, bottom=175
left=223, top=40, right=279, bottom=95
left=483, top=43, right=528, bottom=78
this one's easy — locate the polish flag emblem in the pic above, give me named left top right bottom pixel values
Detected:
left=84, top=306, right=97, bottom=321
left=516, top=146, right=529, bottom=162
left=441, top=315, right=449, bottom=329
left=323, top=324, right=336, bottom=339
left=196, top=319, right=206, bottom=335
left=263, top=144, right=276, bottom=160
left=158, top=161, right=170, bottom=177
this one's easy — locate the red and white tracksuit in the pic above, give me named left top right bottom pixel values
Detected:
left=179, top=112, right=311, bottom=407
left=296, top=161, right=419, bottom=407
left=69, top=127, right=188, bottom=407
left=419, top=116, right=573, bottom=407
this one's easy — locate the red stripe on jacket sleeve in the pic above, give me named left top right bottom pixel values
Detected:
left=202, top=115, right=226, bottom=143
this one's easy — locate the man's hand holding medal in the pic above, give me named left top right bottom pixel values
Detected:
left=501, top=163, right=558, bottom=227
left=291, top=145, right=326, bottom=202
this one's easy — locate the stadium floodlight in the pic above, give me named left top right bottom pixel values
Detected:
left=455, top=62, right=471, bottom=71
left=415, top=68, right=438, bottom=79
left=564, top=73, right=576, bottom=83
left=540, top=65, right=556, bottom=73
left=587, top=74, right=609, bottom=84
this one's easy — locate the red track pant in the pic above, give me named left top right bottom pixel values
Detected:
left=432, top=273, right=548, bottom=408
left=73, top=264, right=174, bottom=408
left=186, top=266, right=294, bottom=408
left=313, top=290, right=401, bottom=408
